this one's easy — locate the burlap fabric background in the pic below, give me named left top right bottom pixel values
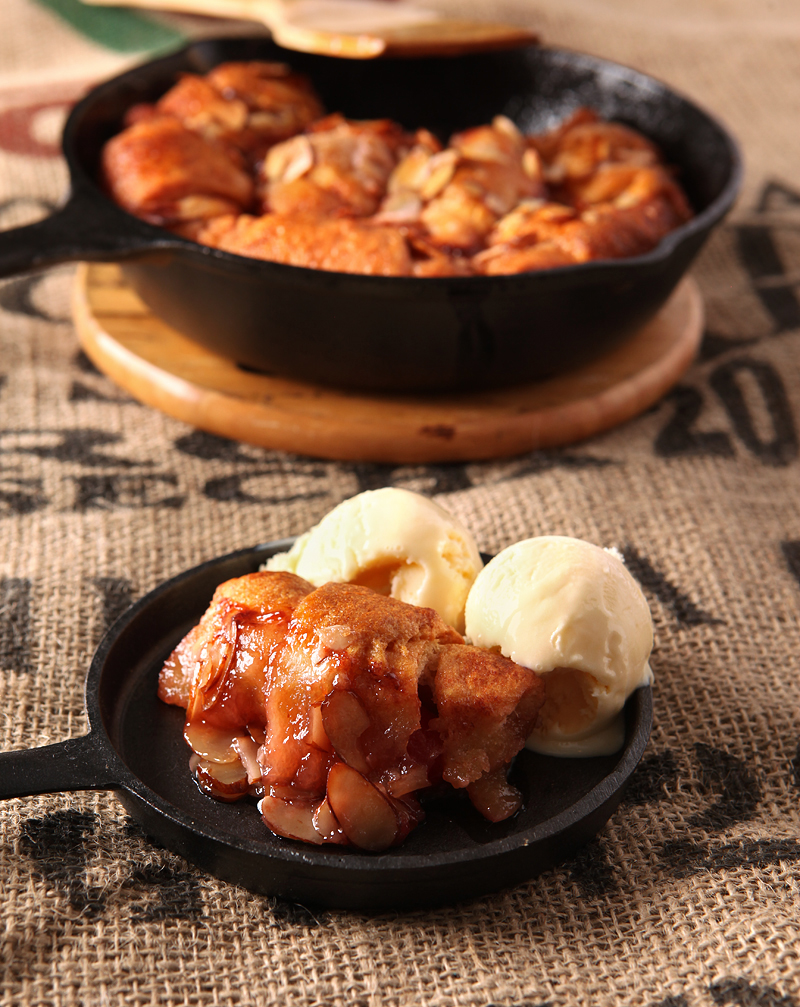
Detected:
left=1, top=1, right=799, bottom=1004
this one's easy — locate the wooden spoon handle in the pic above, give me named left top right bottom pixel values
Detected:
left=79, top=0, right=389, bottom=54
left=79, top=0, right=536, bottom=58
left=81, top=0, right=263, bottom=19
left=378, top=18, right=538, bottom=57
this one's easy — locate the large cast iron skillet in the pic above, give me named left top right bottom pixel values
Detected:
left=0, top=37, right=740, bottom=392
left=0, top=541, right=652, bottom=910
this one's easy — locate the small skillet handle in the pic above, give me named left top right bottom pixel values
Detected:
left=0, top=733, right=119, bottom=799
left=0, top=188, right=178, bottom=279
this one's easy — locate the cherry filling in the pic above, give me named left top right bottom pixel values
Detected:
left=159, top=571, right=544, bottom=851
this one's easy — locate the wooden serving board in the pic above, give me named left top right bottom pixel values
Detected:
left=73, top=263, right=703, bottom=464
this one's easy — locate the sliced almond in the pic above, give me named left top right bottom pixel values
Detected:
left=312, top=798, right=348, bottom=843
left=326, top=763, right=399, bottom=851
left=317, top=623, right=354, bottom=652
left=259, top=795, right=325, bottom=844
left=419, top=150, right=458, bottom=201
left=484, top=192, right=511, bottom=216
left=309, top=704, right=333, bottom=752
left=184, top=720, right=240, bottom=764
left=523, top=147, right=544, bottom=180
left=233, top=733, right=262, bottom=784
left=173, top=195, right=241, bottom=221
left=246, top=722, right=266, bottom=746
left=492, top=115, right=523, bottom=142
left=388, top=147, right=434, bottom=194
left=375, top=190, right=422, bottom=224
left=264, top=135, right=314, bottom=183
left=321, top=690, right=371, bottom=773
left=222, top=100, right=250, bottom=132
left=194, top=757, right=249, bottom=802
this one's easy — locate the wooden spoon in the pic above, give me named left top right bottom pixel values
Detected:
left=80, top=0, right=538, bottom=58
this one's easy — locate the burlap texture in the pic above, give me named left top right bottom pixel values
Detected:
left=1, top=2, right=800, bottom=1004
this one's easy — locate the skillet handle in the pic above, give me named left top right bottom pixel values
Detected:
left=0, top=188, right=177, bottom=279
left=0, top=733, right=119, bottom=798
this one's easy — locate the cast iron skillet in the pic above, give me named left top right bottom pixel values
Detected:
left=0, top=540, right=652, bottom=911
left=0, top=37, right=740, bottom=392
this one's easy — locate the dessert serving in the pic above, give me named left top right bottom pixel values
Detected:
left=158, top=490, right=654, bottom=852
left=102, top=59, right=693, bottom=278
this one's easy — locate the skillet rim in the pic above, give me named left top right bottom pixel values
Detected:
left=60, top=37, right=743, bottom=289
left=84, top=539, right=653, bottom=877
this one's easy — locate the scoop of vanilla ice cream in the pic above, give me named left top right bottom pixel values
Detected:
left=464, top=536, right=653, bottom=757
left=264, top=488, right=483, bottom=631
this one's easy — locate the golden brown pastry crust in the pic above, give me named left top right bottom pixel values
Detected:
left=159, top=573, right=545, bottom=849
left=199, top=212, right=413, bottom=275
left=102, top=116, right=254, bottom=232
left=102, top=64, right=693, bottom=277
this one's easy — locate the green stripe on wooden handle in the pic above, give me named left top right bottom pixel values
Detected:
left=34, top=0, right=186, bottom=53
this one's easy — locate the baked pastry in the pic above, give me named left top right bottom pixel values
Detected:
left=103, top=62, right=693, bottom=275
left=159, top=571, right=545, bottom=850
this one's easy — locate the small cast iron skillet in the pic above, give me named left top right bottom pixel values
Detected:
left=0, top=541, right=652, bottom=911
left=0, top=37, right=740, bottom=393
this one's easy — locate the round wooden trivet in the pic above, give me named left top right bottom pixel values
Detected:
left=73, top=263, right=703, bottom=464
